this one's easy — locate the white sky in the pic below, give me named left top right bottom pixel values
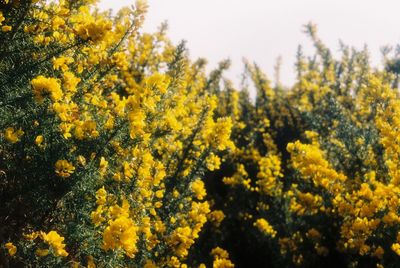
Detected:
left=99, top=0, right=400, bottom=88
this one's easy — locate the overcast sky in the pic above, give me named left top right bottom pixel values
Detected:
left=99, top=0, right=400, bottom=88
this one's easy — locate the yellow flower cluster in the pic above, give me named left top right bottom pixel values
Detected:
left=103, top=216, right=138, bottom=258
left=287, top=140, right=347, bottom=194
left=211, top=247, right=235, bottom=268
left=4, top=127, right=24, bottom=143
left=208, top=210, right=226, bottom=227
left=31, top=75, right=63, bottom=102
left=55, top=159, right=75, bottom=178
left=206, top=153, right=221, bottom=171
left=256, top=154, right=283, bottom=196
left=254, top=218, right=277, bottom=238
left=40, top=231, right=68, bottom=257
left=191, top=179, right=207, bottom=200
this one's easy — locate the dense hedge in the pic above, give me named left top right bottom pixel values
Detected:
left=2, top=1, right=400, bottom=268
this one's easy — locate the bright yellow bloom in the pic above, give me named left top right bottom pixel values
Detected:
left=208, top=210, right=225, bottom=227
left=41, top=231, right=68, bottom=257
left=55, top=159, right=75, bottom=178
left=2, top=25, right=12, bottom=32
left=95, top=187, right=107, bottom=205
left=53, top=56, right=74, bottom=71
left=254, top=218, right=277, bottom=237
left=168, top=226, right=195, bottom=258
left=211, top=247, right=235, bottom=268
left=145, top=72, right=171, bottom=93
left=203, top=117, right=234, bottom=151
left=75, top=19, right=112, bottom=42
left=211, top=247, right=230, bottom=259
left=35, top=135, right=44, bottom=146
left=4, top=127, right=24, bottom=143
left=5, top=242, right=16, bottom=256
left=206, top=153, right=221, bottom=171
left=191, top=179, right=207, bottom=200
left=77, top=155, right=86, bottom=166
left=99, top=157, right=108, bottom=176
left=51, top=16, right=65, bottom=30
left=391, top=243, right=400, bottom=256
left=31, top=76, right=62, bottom=102
left=102, top=216, right=138, bottom=258
left=256, top=154, right=283, bottom=196
left=23, top=232, right=39, bottom=240
left=63, top=71, right=80, bottom=93
left=213, top=258, right=235, bottom=268
left=287, top=140, right=347, bottom=193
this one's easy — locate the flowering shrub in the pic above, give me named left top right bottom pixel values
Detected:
left=0, top=0, right=233, bottom=267
left=2, top=1, right=400, bottom=268
left=202, top=25, right=400, bottom=268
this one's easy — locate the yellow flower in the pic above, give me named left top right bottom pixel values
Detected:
left=191, top=179, right=207, bottom=200
left=53, top=56, right=74, bottom=71
left=31, top=75, right=62, bottom=102
left=51, top=16, right=65, bottom=30
left=63, top=71, right=80, bottom=93
left=287, top=140, right=347, bottom=194
left=391, top=243, right=400, bottom=256
left=23, top=232, right=39, bottom=240
left=211, top=247, right=235, bottom=268
left=211, top=247, right=230, bottom=259
left=203, top=117, right=234, bottom=151
left=2, top=25, right=12, bottom=32
left=41, top=231, right=68, bottom=257
left=35, top=135, right=44, bottom=146
left=55, top=159, right=75, bottom=178
left=77, top=155, right=86, bottom=166
left=91, top=205, right=105, bottom=226
left=213, top=258, right=235, bottom=268
left=256, top=154, right=283, bottom=196
left=95, top=187, right=107, bottom=205
left=75, top=19, right=112, bottom=42
left=208, top=210, right=225, bottom=227
left=4, top=127, right=24, bottom=143
left=99, top=157, right=108, bottom=176
left=5, top=242, right=16, bottom=256
left=254, top=218, right=277, bottom=237
left=145, top=72, right=171, bottom=93
left=206, top=153, right=221, bottom=171
left=102, top=216, right=138, bottom=258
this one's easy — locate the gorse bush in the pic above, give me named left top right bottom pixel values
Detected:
left=2, top=1, right=400, bottom=268
left=0, top=0, right=234, bottom=267
left=205, top=26, right=400, bottom=268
